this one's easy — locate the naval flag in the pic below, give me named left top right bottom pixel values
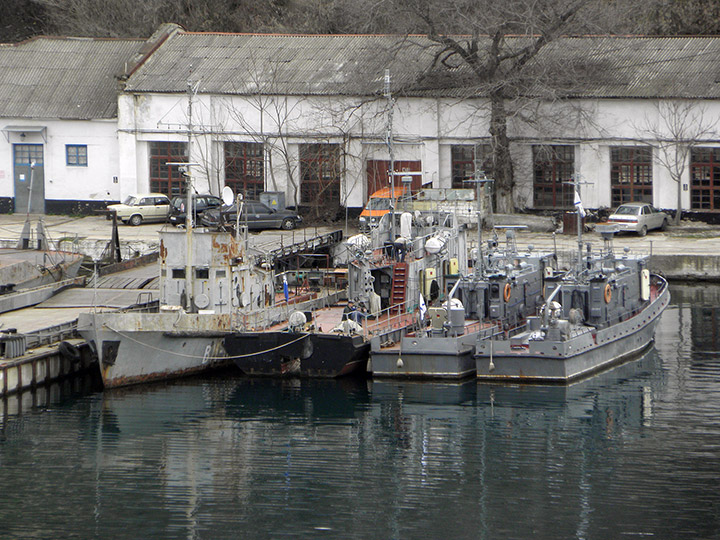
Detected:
left=419, top=293, right=427, bottom=321
left=574, top=188, right=586, bottom=218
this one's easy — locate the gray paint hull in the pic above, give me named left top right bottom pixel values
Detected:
left=475, top=285, right=670, bottom=383
left=371, top=332, right=478, bottom=379
left=77, top=311, right=232, bottom=388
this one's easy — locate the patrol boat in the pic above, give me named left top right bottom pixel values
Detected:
left=474, top=224, right=670, bottom=383
left=369, top=227, right=556, bottom=379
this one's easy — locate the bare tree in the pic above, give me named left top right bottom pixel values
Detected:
left=376, top=0, right=609, bottom=213
left=638, top=0, right=720, bottom=36
left=637, top=100, right=720, bottom=224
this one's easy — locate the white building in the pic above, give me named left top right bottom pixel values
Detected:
left=4, top=26, right=720, bottom=219
left=0, top=34, right=156, bottom=214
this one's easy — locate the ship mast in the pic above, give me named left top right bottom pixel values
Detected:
left=568, top=175, right=590, bottom=277
left=168, top=80, right=200, bottom=311
left=469, top=147, right=494, bottom=279
left=384, top=69, right=396, bottom=241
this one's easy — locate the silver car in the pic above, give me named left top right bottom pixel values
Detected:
left=106, top=193, right=172, bottom=226
left=607, top=202, right=669, bottom=236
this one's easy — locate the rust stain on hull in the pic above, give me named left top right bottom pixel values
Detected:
left=102, top=359, right=234, bottom=389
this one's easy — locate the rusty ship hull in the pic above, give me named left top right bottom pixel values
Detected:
left=77, top=310, right=233, bottom=388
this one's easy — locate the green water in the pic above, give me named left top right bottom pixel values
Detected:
left=0, top=284, right=718, bottom=539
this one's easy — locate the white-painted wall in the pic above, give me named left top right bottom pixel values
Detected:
left=111, top=92, right=720, bottom=213
left=2, top=90, right=719, bottom=214
left=0, top=118, right=120, bottom=205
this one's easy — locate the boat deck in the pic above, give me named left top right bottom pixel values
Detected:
left=257, top=298, right=417, bottom=340
left=376, top=319, right=491, bottom=352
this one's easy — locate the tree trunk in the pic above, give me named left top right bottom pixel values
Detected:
left=489, top=91, right=514, bottom=213
left=675, top=176, right=683, bottom=225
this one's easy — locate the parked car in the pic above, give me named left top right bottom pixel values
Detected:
left=201, top=200, right=302, bottom=230
left=607, top=202, right=669, bottom=236
left=106, top=193, right=172, bottom=226
left=169, top=194, right=223, bottom=226
left=358, top=186, right=409, bottom=231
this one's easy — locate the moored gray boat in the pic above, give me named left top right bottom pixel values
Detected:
left=370, top=228, right=556, bottom=379
left=475, top=225, right=670, bottom=383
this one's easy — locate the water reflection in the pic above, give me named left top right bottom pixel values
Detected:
left=0, top=284, right=719, bottom=539
left=226, top=376, right=371, bottom=421
left=0, top=368, right=101, bottom=431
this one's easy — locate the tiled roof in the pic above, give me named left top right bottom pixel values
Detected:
left=124, top=33, right=435, bottom=97
left=124, top=33, right=720, bottom=100
left=0, top=36, right=144, bottom=119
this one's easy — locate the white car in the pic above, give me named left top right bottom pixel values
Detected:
left=107, top=193, right=172, bottom=226
left=607, top=202, right=669, bottom=236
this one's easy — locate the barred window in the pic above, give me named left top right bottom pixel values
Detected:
left=610, top=146, right=652, bottom=206
left=225, top=142, right=264, bottom=200
left=149, top=142, right=187, bottom=196
left=690, top=147, right=720, bottom=211
left=533, top=145, right=575, bottom=208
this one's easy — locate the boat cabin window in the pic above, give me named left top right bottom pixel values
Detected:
left=195, top=268, right=209, bottom=279
left=172, top=269, right=185, bottom=279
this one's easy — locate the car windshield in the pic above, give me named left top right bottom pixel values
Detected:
left=171, top=196, right=185, bottom=210
left=122, top=196, right=138, bottom=206
left=615, top=205, right=640, bottom=216
left=367, top=198, right=392, bottom=211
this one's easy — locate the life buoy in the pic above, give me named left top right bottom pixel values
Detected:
left=59, top=341, right=81, bottom=362
left=503, top=283, right=512, bottom=302
left=604, top=284, right=612, bottom=304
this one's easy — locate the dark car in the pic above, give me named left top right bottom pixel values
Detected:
left=169, top=194, right=223, bottom=226
left=201, top=200, right=302, bottom=230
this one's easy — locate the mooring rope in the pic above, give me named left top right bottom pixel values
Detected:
left=103, top=324, right=311, bottom=360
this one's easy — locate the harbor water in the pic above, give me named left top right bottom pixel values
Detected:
left=1, top=283, right=719, bottom=539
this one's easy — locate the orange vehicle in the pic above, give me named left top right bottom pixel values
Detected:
left=358, top=186, right=409, bottom=230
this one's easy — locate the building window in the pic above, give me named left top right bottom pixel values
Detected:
left=451, top=144, right=492, bottom=189
left=366, top=160, right=422, bottom=195
left=690, top=147, right=720, bottom=211
left=149, top=142, right=187, bottom=196
left=533, top=145, right=575, bottom=208
left=14, top=144, right=44, bottom=166
left=299, top=143, right=342, bottom=215
left=610, top=146, right=652, bottom=207
left=225, top=142, right=264, bottom=200
left=66, top=145, right=87, bottom=167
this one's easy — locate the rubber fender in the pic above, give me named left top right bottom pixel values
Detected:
left=58, top=341, right=82, bottom=362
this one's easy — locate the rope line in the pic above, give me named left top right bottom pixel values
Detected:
left=104, top=324, right=310, bottom=360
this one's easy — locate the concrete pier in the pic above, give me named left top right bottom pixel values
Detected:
left=1, top=338, right=94, bottom=396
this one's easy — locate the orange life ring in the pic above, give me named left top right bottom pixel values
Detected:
left=503, top=283, right=512, bottom=302
left=604, top=283, right=612, bottom=304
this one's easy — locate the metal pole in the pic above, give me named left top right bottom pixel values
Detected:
left=474, top=147, right=483, bottom=278
left=185, top=81, right=194, bottom=312
left=26, top=161, right=36, bottom=215
left=575, top=178, right=582, bottom=276
left=385, top=69, right=396, bottom=241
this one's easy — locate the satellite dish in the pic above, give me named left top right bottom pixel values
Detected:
left=221, top=186, right=234, bottom=206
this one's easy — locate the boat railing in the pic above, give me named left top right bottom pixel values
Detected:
left=234, top=289, right=344, bottom=331
left=362, top=298, right=418, bottom=340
